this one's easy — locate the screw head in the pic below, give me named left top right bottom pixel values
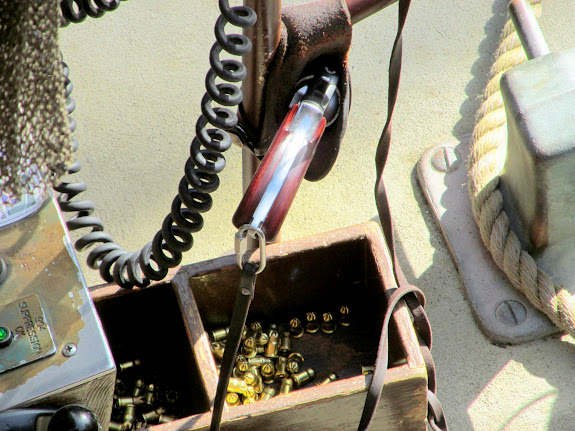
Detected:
left=431, top=147, right=462, bottom=173
left=62, top=342, right=77, bottom=357
left=495, top=300, right=527, bottom=326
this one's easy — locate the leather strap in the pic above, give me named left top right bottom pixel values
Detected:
left=358, top=285, right=425, bottom=430
left=210, top=263, right=258, bottom=431
left=366, top=0, right=449, bottom=429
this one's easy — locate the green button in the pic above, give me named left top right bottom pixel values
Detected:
left=0, top=326, right=12, bottom=347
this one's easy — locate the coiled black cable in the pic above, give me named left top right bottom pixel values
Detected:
left=55, top=1, right=256, bottom=289
left=60, top=0, right=127, bottom=25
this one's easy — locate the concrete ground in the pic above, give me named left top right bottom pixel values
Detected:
left=59, top=1, right=575, bottom=429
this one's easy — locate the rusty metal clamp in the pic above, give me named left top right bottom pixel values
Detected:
left=234, top=224, right=266, bottom=274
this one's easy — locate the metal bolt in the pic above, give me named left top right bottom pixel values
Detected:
left=431, top=147, right=462, bottom=173
left=495, top=300, right=527, bottom=326
left=289, top=317, right=304, bottom=338
left=62, top=343, right=77, bottom=357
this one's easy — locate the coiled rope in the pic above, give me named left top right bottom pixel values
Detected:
left=468, top=0, right=575, bottom=338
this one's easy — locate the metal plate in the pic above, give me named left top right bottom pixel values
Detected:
left=0, top=295, right=56, bottom=374
left=417, top=135, right=557, bottom=344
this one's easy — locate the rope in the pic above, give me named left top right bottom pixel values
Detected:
left=468, top=0, right=575, bottom=338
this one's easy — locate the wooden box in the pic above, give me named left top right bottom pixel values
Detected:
left=91, top=222, right=428, bottom=430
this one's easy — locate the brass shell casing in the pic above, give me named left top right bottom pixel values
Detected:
left=317, top=373, right=338, bottom=386
left=340, top=305, right=351, bottom=326
left=261, top=386, right=276, bottom=401
left=261, top=362, right=276, bottom=384
left=321, top=312, right=337, bottom=334
left=278, top=331, right=292, bottom=356
left=132, top=379, right=145, bottom=397
left=279, top=377, right=294, bottom=395
left=118, top=359, right=141, bottom=373
left=228, top=377, right=249, bottom=395
left=242, top=337, right=258, bottom=358
left=211, top=341, right=225, bottom=360
left=211, top=327, right=229, bottom=342
left=275, top=356, right=288, bottom=380
left=264, top=330, right=279, bottom=358
left=289, top=317, right=304, bottom=338
left=286, top=352, right=304, bottom=374
left=305, top=312, right=320, bottom=333
left=292, top=368, right=316, bottom=387
left=226, top=392, right=241, bottom=406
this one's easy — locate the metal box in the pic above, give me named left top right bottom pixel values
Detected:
left=0, top=195, right=116, bottom=429
left=500, top=49, right=575, bottom=291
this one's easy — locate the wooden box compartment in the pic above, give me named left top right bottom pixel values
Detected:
left=169, top=222, right=428, bottom=430
left=92, top=285, right=211, bottom=423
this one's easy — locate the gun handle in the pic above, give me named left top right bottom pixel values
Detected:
left=233, top=104, right=326, bottom=241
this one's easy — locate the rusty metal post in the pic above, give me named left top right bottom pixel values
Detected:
left=345, top=0, right=397, bottom=24
left=240, top=0, right=282, bottom=244
left=241, top=0, right=282, bottom=192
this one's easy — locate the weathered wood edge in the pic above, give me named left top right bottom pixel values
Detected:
left=139, top=365, right=426, bottom=431
left=171, top=272, right=222, bottom=410
left=363, top=223, right=427, bottom=370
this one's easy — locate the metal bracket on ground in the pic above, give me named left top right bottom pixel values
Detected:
left=417, top=135, right=557, bottom=345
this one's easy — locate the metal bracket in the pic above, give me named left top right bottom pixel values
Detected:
left=417, top=135, right=557, bottom=344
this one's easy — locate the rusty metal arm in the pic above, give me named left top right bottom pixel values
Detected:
left=346, top=0, right=398, bottom=24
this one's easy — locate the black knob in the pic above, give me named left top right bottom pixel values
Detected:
left=47, top=405, right=100, bottom=431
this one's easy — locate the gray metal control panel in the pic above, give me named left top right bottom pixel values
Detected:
left=0, top=193, right=115, bottom=430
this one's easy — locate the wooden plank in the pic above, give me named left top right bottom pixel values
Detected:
left=143, top=367, right=426, bottom=431
left=172, top=273, right=221, bottom=408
